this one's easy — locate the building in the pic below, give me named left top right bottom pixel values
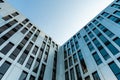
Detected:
left=1, top=0, right=120, bottom=80
left=0, top=0, right=58, bottom=80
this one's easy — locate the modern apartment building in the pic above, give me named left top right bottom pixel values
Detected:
left=1, top=0, right=120, bottom=80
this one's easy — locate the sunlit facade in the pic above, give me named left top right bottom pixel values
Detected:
left=58, top=0, right=120, bottom=80
left=1, top=0, right=120, bottom=80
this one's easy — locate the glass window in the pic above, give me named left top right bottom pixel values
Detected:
left=84, top=26, right=89, bottom=32
left=32, top=35, right=38, bottom=42
left=70, top=68, right=75, bottom=80
left=69, top=57, right=73, bottom=66
left=29, top=75, right=35, bottom=80
left=99, top=47, right=110, bottom=60
left=85, top=76, right=91, bottom=80
left=22, top=19, right=29, bottom=24
left=38, top=64, right=46, bottom=80
left=88, top=32, right=94, bottom=39
left=84, top=35, right=89, bottom=42
left=44, top=36, right=48, bottom=41
left=0, top=42, right=14, bottom=55
left=19, top=71, right=28, bottom=80
left=64, top=60, right=68, bottom=70
left=97, top=16, right=104, bottom=21
left=21, top=28, right=28, bottom=34
left=2, top=15, right=12, bottom=21
left=0, top=61, right=11, bottom=80
left=25, top=56, right=34, bottom=69
left=104, top=29, right=114, bottom=38
left=0, top=0, right=4, bottom=3
left=26, top=42, right=33, bottom=52
left=73, top=53, right=78, bottom=63
left=114, top=11, right=120, bottom=16
left=75, top=64, right=82, bottom=80
left=32, top=46, right=38, bottom=55
left=71, top=45, right=75, bottom=53
left=93, top=28, right=100, bottom=36
left=111, top=4, right=120, bottom=9
left=87, top=42, right=94, bottom=51
left=31, top=26, right=36, bottom=32
left=77, top=33, right=81, bottom=38
left=113, top=37, right=120, bottom=47
left=92, top=20, right=99, bottom=25
left=64, top=50, right=67, bottom=59
left=12, top=12, right=19, bottom=17
left=33, top=60, right=40, bottom=73
left=78, top=50, right=88, bottom=73
left=108, top=15, right=120, bottom=25
left=101, top=12, right=109, bottom=17
left=88, top=23, right=94, bottom=29
left=75, top=41, right=79, bottom=49
left=65, top=72, right=69, bottom=80
left=109, top=61, right=120, bottom=79
left=27, top=23, right=32, bottom=28
left=92, top=71, right=101, bottom=80
left=106, top=42, right=119, bottom=55
left=18, top=50, right=28, bottom=65
left=92, top=52, right=102, bottom=65
left=68, top=49, right=71, bottom=56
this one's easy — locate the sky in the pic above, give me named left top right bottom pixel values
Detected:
left=6, top=0, right=114, bottom=45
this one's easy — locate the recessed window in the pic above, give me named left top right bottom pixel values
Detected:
left=25, top=56, right=34, bottom=69
left=64, top=60, right=68, bottom=70
left=111, top=4, right=120, bottom=9
left=69, top=57, right=73, bottom=67
left=92, top=52, right=102, bottom=65
left=113, top=37, right=120, bottom=47
left=73, top=53, right=78, bottom=63
left=22, top=18, right=29, bottom=24
left=38, top=64, right=46, bottom=80
left=0, top=61, right=11, bottom=80
left=65, top=72, right=69, bottom=80
left=87, top=42, right=94, bottom=51
left=70, top=68, right=75, bottom=80
left=12, top=12, right=19, bottom=17
left=21, top=28, right=28, bottom=34
left=92, top=71, right=101, bottom=80
left=2, top=15, right=12, bottom=21
left=75, top=64, right=82, bottom=80
left=97, top=16, right=104, bottom=21
left=0, top=42, right=14, bottom=55
left=101, top=12, right=109, bottom=17
left=109, top=61, right=120, bottom=80
left=85, top=76, right=91, bottom=80
left=19, top=71, right=28, bottom=80
left=32, top=46, right=38, bottom=55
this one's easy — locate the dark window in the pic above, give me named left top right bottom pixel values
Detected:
left=33, top=60, right=40, bottom=73
left=25, top=56, right=34, bottom=69
left=0, top=61, right=11, bottom=80
left=21, top=28, right=28, bottom=34
left=43, top=52, right=48, bottom=62
left=70, top=68, right=75, bottom=80
left=87, top=42, right=94, bottom=51
left=109, top=61, right=120, bottom=79
left=19, top=71, right=28, bottom=80
left=88, top=23, right=94, bottom=29
left=0, top=42, right=14, bottom=55
left=92, top=71, right=101, bottom=80
left=113, top=37, right=120, bottom=47
left=78, top=50, right=88, bottom=73
left=69, top=57, right=73, bottom=67
left=108, top=15, right=120, bottom=25
left=44, top=36, right=48, bottom=41
left=77, top=33, right=81, bottom=38
left=12, top=12, right=19, bottom=17
left=97, top=16, right=104, bottom=21
left=38, top=64, right=46, bottom=80
left=75, top=41, right=79, bottom=49
left=65, top=72, right=69, bottom=80
left=73, top=53, right=78, bottom=63
left=22, top=19, right=29, bottom=24
left=27, top=23, right=32, bottom=28
left=32, top=34, right=38, bottom=42
left=64, top=60, right=68, bottom=70
left=64, top=50, right=67, bottom=59
left=88, top=32, right=94, bottom=39
left=85, top=76, right=91, bottom=80
left=29, top=75, right=35, bottom=80
left=84, top=35, right=89, bottom=42
left=105, top=42, right=119, bottom=55
left=93, top=20, right=99, bottom=25
left=101, top=12, right=109, bottom=17
left=111, top=4, right=120, bottom=9
left=84, top=26, right=89, bottom=32
left=93, top=28, right=100, bottom=36
left=75, top=64, right=82, bottom=80
left=31, top=26, right=36, bottom=32
left=71, top=45, right=75, bottom=53
left=26, top=42, right=33, bottom=52
left=18, top=50, right=28, bottom=65
left=92, top=52, right=102, bottom=65
left=2, top=15, right=12, bottom=21
left=68, top=48, right=71, bottom=56
left=0, top=0, right=4, bottom=3
left=99, top=47, right=110, bottom=60
left=32, top=46, right=38, bottom=55
left=0, top=19, right=18, bottom=34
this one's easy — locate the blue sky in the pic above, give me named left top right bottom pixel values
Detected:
left=6, top=0, right=113, bottom=45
